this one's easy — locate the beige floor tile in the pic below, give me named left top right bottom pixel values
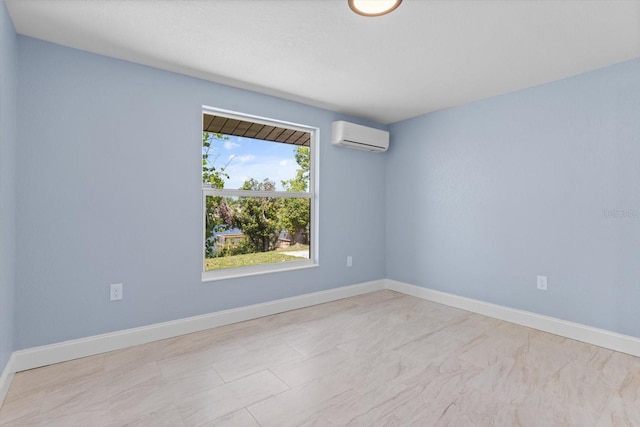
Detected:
left=109, top=382, right=178, bottom=425
left=283, top=326, right=351, bottom=357
left=6, top=354, right=105, bottom=401
left=178, top=370, right=289, bottom=426
left=417, top=300, right=471, bottom=323
left=38, top=382, right=110, bottom=421
left=363, top=383, right=510, bottom=427
left=157, top=348, right=224, bottom=382
left=103, top=361, right=164, bottom=397
left=247, top=374, right=355, bottom=427
left=350, top=289, right=402, bottom=306
left=103, top=340, right=165, bottom=372
left=618, top=360, right=640, bottom=403
left=158, top=323, right=261, bottom=360
left=327, top=358, right=485, bottom=426
left=212, top=342, right=304, bottom=382
left=457, top=331, right=528, bottom=368
left=168, top=368, right=226, bottom=402
left=111, top=408, right=185, bottom=427
left=337, top=325, right=413, bottom=357
left=1, top=290, right=638, bottom=426
left=240, top=326, right=309, bottom=352
left=34, top=409, right=113, bottom=427
left=513, top=389, right=601, bottom=427
left=596, top=396, right=640, bottom=427
left=0, top=390, right=44, bottom=426
left=270, top=348, right=354, bottom=388
left=204, top=409, right=260, bottom=427
left=391, top=319, right=487, bottom=364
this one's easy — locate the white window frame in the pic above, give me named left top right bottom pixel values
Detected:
left=201, top=106, right=319, bottom=282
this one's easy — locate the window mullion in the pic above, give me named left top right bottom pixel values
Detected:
left=204, top=188, right=311, bottom=199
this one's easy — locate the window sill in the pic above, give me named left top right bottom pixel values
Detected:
left=202, top=260, right=318, bottom=282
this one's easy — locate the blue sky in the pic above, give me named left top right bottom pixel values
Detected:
left=204, top=134, right=302, bottom=191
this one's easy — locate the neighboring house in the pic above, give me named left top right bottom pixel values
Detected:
left=216, top=232, right=245, bottom=247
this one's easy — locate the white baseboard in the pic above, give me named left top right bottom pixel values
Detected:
left=385, top=279, right=640, bottom=358
left=0, top=354, right=16, bottom=407
left=11, top=280, right=385, bottom=373
left=3, top=277, right=638, bottom=408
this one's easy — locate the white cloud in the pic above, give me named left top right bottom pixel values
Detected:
left=235, top=155, right=256, bottom=163
left=224, top=140, right=239, bottom=150
left=279, top=159, right=289, bottom=166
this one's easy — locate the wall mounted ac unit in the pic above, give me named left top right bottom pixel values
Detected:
left=331, top=121, right=389, bottom=152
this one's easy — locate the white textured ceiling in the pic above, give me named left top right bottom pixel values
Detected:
left=6, top=0, right=640, bottom=124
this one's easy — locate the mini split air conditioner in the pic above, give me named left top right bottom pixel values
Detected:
left=331, top=121, right=389, bottom=152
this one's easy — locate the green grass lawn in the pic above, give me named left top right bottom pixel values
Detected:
left=275, top=243, right=310, bottom=252
left=206, top=251, right=301, bottom=271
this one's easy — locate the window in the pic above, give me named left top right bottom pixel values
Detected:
left=202, top=108, right=318, bottom=280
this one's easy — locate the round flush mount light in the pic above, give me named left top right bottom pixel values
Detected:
left=348, top=0, right=402, bottom=17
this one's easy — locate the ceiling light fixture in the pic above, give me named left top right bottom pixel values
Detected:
left=348, top=0, right=402, bottom=17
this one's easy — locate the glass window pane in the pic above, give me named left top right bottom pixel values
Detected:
left=203, top=133, right=310, bottom=192
left=205, top=196, right=310, bottom=271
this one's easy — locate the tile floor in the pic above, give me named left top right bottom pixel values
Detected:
left=0, top=290, right=638, bottom=426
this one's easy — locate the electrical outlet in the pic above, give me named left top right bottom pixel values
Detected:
left=110, top=283, right=123, bottom=301
left=536, top=275, right=547, bottom=291
left=347, top=256, right=353, bottom=267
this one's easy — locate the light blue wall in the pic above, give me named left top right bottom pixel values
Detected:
left=386, top=58, right=640, bottom=338
left=0, top=1, right=17, bottom=372
left=15, top=37, right=387, bottom=349
left=11, top=31, right=640, bottom=351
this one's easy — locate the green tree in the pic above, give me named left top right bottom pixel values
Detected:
left=202, top=132, right=234, bottom=257
left=202, top=132, right=230, bottom=188
left=235, top=178, right=281, bottom=252
left=280, top=146, right=310, bottom=244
